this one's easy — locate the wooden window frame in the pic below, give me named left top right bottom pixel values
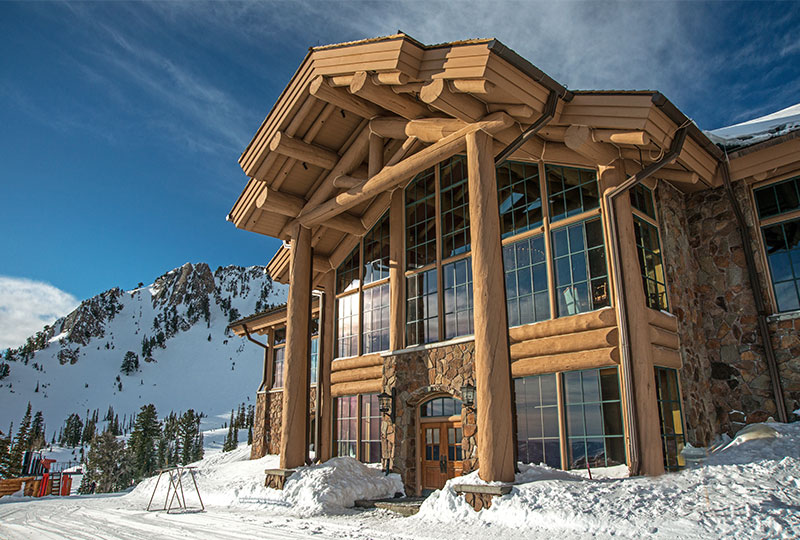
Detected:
left=750, top=174, right=800, bottom=314
left=333, top=393, right=380, bottom=463
left=630, top=184, right=670, bottom=312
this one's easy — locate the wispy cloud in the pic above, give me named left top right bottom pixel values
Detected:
left=0, top=276, right=79, bottom=350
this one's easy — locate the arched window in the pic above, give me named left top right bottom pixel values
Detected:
left=420, top=396, right=462, bottom=417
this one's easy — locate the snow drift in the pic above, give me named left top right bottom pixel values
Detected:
left=415, top=421, right=800, bottom=539
left=129, top=447, right=403, bottom=517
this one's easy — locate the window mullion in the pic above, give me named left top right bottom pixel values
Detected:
left=539, top=160, right=558, bottom=321
left=435, top=164, right=444, bottom=343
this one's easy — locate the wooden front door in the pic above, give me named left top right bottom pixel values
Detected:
left=421, top=421, right=464, bottom=490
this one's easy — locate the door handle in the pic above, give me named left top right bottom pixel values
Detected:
left=439, top=456, right=447, bottom=473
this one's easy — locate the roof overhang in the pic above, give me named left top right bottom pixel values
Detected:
left=229, top=298, right=319, bottom=337
left=230, top=33, right=724, bottom=287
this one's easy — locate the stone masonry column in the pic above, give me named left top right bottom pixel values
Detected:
left=280, top=223, right=312, bottom=469
left=466, top=130, right=515, bottom=483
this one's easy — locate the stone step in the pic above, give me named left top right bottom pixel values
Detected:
left=354, top=496, right=426, bottom=516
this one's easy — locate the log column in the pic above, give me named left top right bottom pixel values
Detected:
left=600, top=162, right=665, bottom=476
left=389, top=188, right=404, bottom=351
left=466, top=130, right=515, bottom=483
left=280, top=223, right=313, bottom=470
left=318, top=270, right=336, bottom=462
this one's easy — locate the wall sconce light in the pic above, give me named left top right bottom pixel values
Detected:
left=378, top=389, right=395, bottom=423
left=460, top=384, right=476, bottom=408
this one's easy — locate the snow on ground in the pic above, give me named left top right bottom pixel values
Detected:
left=416, top=421, right=800, bottom=539
left=1, top=422, right=799, bottom=539
left=706, top=102, right=800, bottom=148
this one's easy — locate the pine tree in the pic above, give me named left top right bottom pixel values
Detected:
left=120, top=351, right=140, bottom=375
left=8, top=404, right=32, bottom=476
left=62, top=413, right=84, bottom=447
left=246, top=405, right=255, bottom=429
left=29, top=411, right=45, bottom=450
left=127, top=404, right=161, bottom=479
left=0, top=362, right=10, bottom=380
left=222, top=410, right=236, bottom=452
left=247, top=426, right=253, bottom=446
left=81, top=415, right=96, bottom=446
left=0, top=429, right=11, bottom=479
left=80, top=431, right=132, bottom=493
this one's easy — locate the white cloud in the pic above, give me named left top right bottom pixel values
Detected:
left=0, top=276, right=79, bottom=350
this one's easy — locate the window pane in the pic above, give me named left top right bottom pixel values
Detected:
left=443, top=258, right=474, bottom=339
left=336, top=247, right=360, bottom=294
left=363, top=283, right=390, bottom=353
left=552, top=218, right=609, bottom=316
left=440, top=155, right=471, bottom=258
left=406, top=269, right=438, bottom=345
left=563, top=368, right=625, bottom=470
left=363, top=212, right=390, bottom=284
left=634, top=216, right=669, bottom=311
left=405, top=167, right=437, bottom=269
left=514, top=374, right=560, bottom=467
left=336, top=294, right=359, bottom=358
left=497, top=160, right=543, bottom=237
left=546, top=165, right=600, bottom=223
left=654, top=368, right=686, bottom=471
left=763, top=219, right=800, bottom=313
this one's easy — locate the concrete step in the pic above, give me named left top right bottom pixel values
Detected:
left=354, top=496, right=426, bottom=516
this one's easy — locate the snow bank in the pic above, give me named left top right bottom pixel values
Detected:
left=128, top=446, right=402, bottom=516
left=282, top=457, right=404, bottom=515
left=415, top=422, right=800, bottom=538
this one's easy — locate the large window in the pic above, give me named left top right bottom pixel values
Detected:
left=655, top=367, right=686, bottom=471
left=563, top=367, right=625, bottom=469
left=405, top=158, right=474, bottom=346
left=335, top=213, right=391, bottom=358
left=515, top=374, right=561, bottom=468
left=504, top=235, right=550, bottom=327
left=631, top=184, right=668, bottom=311
left=754, top=176, right=800, bottom=312
left=334, top=393, right=380, bottom=463
left=271, top=346, right=285, bottom=389
left=552, top=218, right=609, bottom=316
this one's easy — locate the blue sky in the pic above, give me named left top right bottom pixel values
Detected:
left=0, top=1, right=798, bottom=347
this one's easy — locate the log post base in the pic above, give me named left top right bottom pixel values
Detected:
left=452, top=484, right=513, bottom=511
left=264, top=468, right=296, bottom=490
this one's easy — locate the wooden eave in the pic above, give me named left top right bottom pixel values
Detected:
left=230, top=35, right=733, bottom=287
left=229, top=298, right=320, bottom=337
left=725, top=130, right=800, bottom=183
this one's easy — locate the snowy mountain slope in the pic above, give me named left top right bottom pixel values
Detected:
left=0, top=262, right=287, bottom=441
left=706, top=102, right=800, bottom=149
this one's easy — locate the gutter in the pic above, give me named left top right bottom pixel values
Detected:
left=495, top=90, right=560, bottom=165
left=605, top=126, right=688, bottom=476
left=719, top=159, right=788, bottom=423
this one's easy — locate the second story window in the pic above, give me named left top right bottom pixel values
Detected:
left=335, top=212, right=391, bottom=358
left=631, top=184, right=668, bottom=311
left=754, top=176, right=800, bottom=313
left=552, top=218, right=609, bottom=316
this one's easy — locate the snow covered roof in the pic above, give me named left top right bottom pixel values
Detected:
left=706, top=102, right=800, bottom=151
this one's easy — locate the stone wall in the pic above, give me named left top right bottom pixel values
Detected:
left=252, top=386, right=318, bottom=458
left=656, top=177, right=799, bottom=441
left=382, top=341, right=477, bottom=494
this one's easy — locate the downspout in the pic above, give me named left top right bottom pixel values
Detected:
left=719, top=158, right=788, bottom=422
left=495, top=91, right=560, bottom=165
left=242, top=324, right=269, bottom=351
left=605, top=126, right=688, bottom=476
left=312, top=290, right=325, bottom=462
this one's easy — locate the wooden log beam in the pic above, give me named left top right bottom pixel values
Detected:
left=256, top=187, right=305, bottom=217
left=509, top=327, right=618, bottom=360
left=450, top=79, right=495, bottom=94
left=331, top=379, right=383, bottom=397
left=370, top=117, right=468, bottom=143
left=654, top=168, right=700, bottom=185
left=369, top=132, right=384, bottom=177
left=309, top=76, right=381, bottom=119
left=508, top=308, right=616, bottom=343
left=649, top=325, right=680, bottom=350
left=375, top=71, right=410, bottom=85
left=322, top=213, right=366, bottom=236
left=330, top=365, right=384, bottom=385
left=565, top=125, right=619, bottom=165
left=419, top=79, right=486, bottom=122
left=333, top=175, right=366, bottom=189
left=279, top=223, right=312, bottom=470
left=647, top=309, right=679, bottom=332
left=392, top=82, right=425, bottom=94
left=389, top=188, right=404, bottom=351
left=652, top=345, right=682, bottom=369
left=511, top=347, right=620, bottom=377
left=488, top=103, right=535, bottom=120
left=593, top=129, right=650, bottom=146
left=312, top=257, right=332, bottom=274
left=466, top=129, right=515, bottom=483
left=269, top=132, right=339, bottom=170
left=297, top=112, right=514, bottom=228
left=350, top=71, right=429, bottom=120
left=331, top=354, right=383, bottom=372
